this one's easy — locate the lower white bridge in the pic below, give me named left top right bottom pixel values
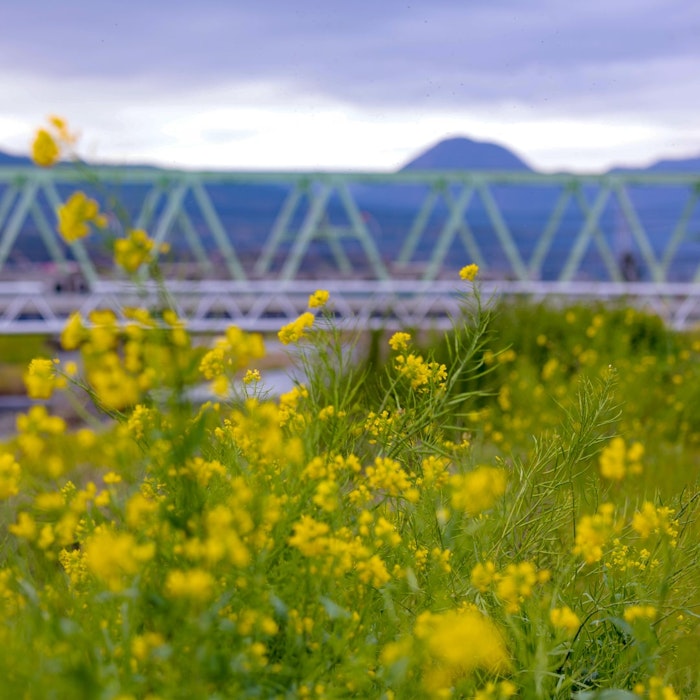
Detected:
left=2, top=279, right=700, bottom=335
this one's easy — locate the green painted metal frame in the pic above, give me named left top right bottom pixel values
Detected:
left=1, top=167, right=700, bottom=286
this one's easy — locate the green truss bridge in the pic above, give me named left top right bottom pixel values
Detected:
left=1, top=166, right=700, bottom=333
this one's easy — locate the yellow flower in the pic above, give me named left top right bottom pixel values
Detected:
left=31, top=116, right=77, bottom=167
left=394, top=353, right=447, bottom=391
left=473, top=681, right=518, bottom=700
left=573, top=503, right=618, bottom=564
left=243, top=369, right=261, bottom=384
left=623, top=605, right=656, bottom=624
left=56, top=191, right=107, bottom=243
left=388, top=331, right=411, bottom=352
left=114, top=229, right=156, bottom=273
left=415, top=608, right=510, bottom=694
left=60, top=312, right=86, bottom=350
left=32, top=129, right=60, bottom=167
left=631, top=502, right=678, bottom=544
left=365, top=456, right=419, bottom=502
left=599, top=436, right=644, bottom=480
left=23, top=357, right=65, bottom=399
left=634, top=676, right=680, bottom=700
left=9, top=512, right=37, bottom=540
left=83, top=528, right=155, bottom=592
left=495, top=561, right=543, bottom=613
left=308, top=289, right=329, bottom=308
left=278, top=312, right=315, bottom=345
left=459, top=263, right=479, bottom=281
left=450, top=466, right=507, bottom=516
left=471, top=560, right=497, bottom=592
left=47, top=115, right=76, bottom=144
left=0, top=453, right=21, bottom=499
left=550, top=606, right=581, bottom=635
left=165, top=568, right=216, bottom=603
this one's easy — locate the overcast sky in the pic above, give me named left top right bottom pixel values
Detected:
left=1, top=0, right=699, bottom=172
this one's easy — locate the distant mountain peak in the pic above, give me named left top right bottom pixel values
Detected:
left=400, top=136, right=533, bottom=172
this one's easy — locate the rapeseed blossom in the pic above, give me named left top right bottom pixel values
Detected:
left=450, top=466, right=507, bottom=515
left=114, top=228, right=156, bottom=272
left=23, top=357, right=65, bottom=399
left=388, top=331, right=411, bottom=352
left=471, top=560, right=497, bottom=592
left=165, top=569, right=216, bottom=603
left=0, top=453, right=21, bottom=499
left=56, top=191, right=107, bottom=242
left=394, top=352, right=447, bottom=390
left=473, top=681, right=518, bottom=700
left=573, top=503, right=618, bottom=564
left=32, top=129, right=60, bottom=167
left=83, top=529, right=155, bottom=592
left=623, top=604, right=657, bottom=623
left=414, top=607, right=510, bottom=694
left=365, top=456, right=419, bottom=502
left=632, top=502, right=678, bottom=544
left=599, top=436, right=644, bottom=480
left=60, top=311, right=86, bottom=350
left=633, top=677, right=680, bottom=700
left=31, top=116, right=77, bottom=166
left=308, top=289, right=330, bottom=308
left=495, top=561, right=549, bottom=613
left=459, top=263, right=479, bottom=281
left=278, top=312, right=315, bottom=344
left=550, top=606, right=581, bottom=635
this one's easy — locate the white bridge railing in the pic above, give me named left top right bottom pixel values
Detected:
left=2, top=280, right=700, bottom=334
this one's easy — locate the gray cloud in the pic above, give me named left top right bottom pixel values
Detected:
left=3, top=1, right=698, bottom=106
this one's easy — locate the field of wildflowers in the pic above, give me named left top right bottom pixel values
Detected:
left=0, top=119, right=698, bottom=699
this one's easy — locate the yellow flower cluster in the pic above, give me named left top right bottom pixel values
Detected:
left=599, top=436, right=644, bottom=480
left=279, top=384, right=309, bottom=427
left=56, top=191, right=108, bottom=243
left=363, top=409, right=399, bottom=444
left=573, top=503, right=618, bottom=564
left=0, top=453, right=21, bottom=499
left=165, top=568, right=216, bottom=603
left=633, top=676, right=680, bottom=700
left=198, top=325, right=265, bottom=396
left=23, top=357, right=66, bottom=399
left=31, top=115, right=76, bottom=167
left=114, top=228, right=156, bottom=273
left=550, top=606, right=581, bottom=635
left=450, top=466, right=507, bottom=516
left=473, top=680, right=518, bottom=700
left=388, top=331, right=411, bottom=352
left=364, top=456, right=419, bottom=502
left=83, top=528, right=156, bottom=592
left=623, top=604, right=657, bottom=624
left=459, top=263, right=479, bottom=281
left=394, top=352, right=447, bottom=391
left=288, top=514, right=391, bottom=587
left=470, top=559, right=550, bottom=613
left=413, top=607, right=510, bottom=695
left=278, top=312, right=315, bottom=344
left=632, top=502, right=678, bottom=544
left=308, top=289, right=330, bottom=308
left=57, top=307, right=198, bottom=411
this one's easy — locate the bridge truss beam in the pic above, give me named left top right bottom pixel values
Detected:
left=2, top=281, right=700, bottom=335
left=2, top=167, right=700, bottom=332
